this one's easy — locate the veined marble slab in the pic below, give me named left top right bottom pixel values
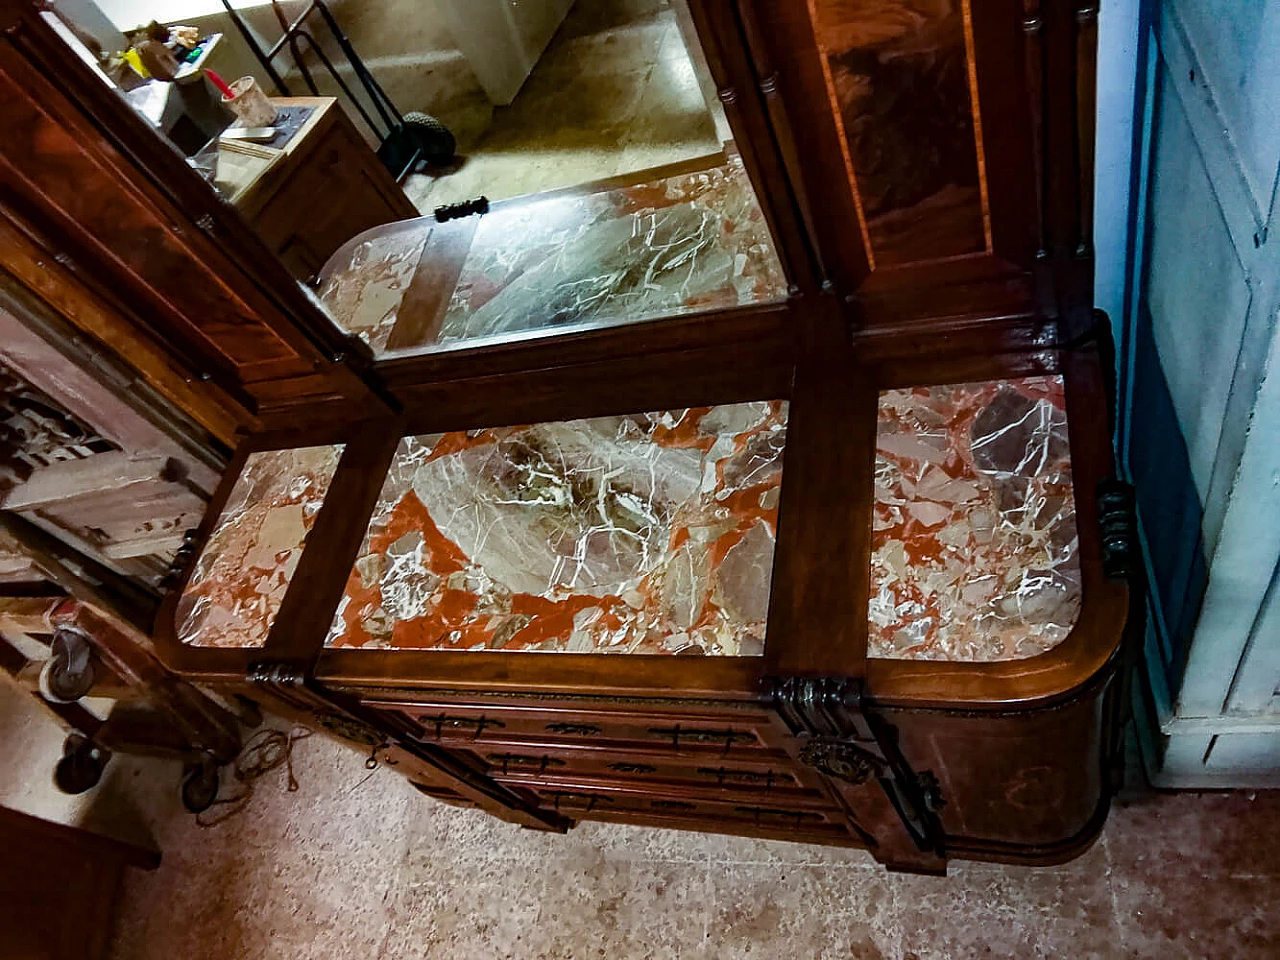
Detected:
left=327, top=403, right=788, bottom=655
left=178, top=444, right=343, bottom=648
left=182, top=379, right=1079, bottom=660
left=869, top=376, right=1081, bottom=661
left=319, top=155, right=787, bottom=355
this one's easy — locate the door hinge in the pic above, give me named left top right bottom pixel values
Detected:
left=1097, top=479, right=1138, bottom=581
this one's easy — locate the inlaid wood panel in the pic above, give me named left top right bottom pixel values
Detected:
left=807, top=0, right=991, bottom=268
left=748, top=0, right=1091, bottom=329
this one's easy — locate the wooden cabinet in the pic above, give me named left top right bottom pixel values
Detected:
left=232, top=98, right=419, bottom=283
left=155, top=334, right=1131, bottom=873
left=0, top=805, right=158, bottom=960
left=0, top=0, right=1135, bottom=873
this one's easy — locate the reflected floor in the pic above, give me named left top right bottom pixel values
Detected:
left=320, top=154, right=787, bottom=355
left=401, top=0, right=722, bottom=210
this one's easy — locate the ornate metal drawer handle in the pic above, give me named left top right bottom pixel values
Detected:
left=422, top=713, right=506, bottom=741
left=647, top=725, right=756, bottom=754
left=545, top=722, right=603, bottom=737
left=551, top=791, right=613, bottom=813
left=696, top=767, right=778, bottom=789
left=486, top=753, right=565, bottom=776
left=650, top=799, right=696, bottom=812
left=734, top=806, right=824, bottom=825
left=608, top=762, right=658, bottom=775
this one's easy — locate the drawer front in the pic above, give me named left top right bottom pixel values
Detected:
left=531, top=785, right=846, bottom=833
left=457, top=743, right=831, bottom=807
left=367, top=698, right=787, bottom=758
left=581, top=806, right=857, bottom=847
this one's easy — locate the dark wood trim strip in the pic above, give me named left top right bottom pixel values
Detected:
left=316, top=649, right=765, bottom=698
left=685, top=0, right=818, bottom=294
left=765, top=295, right=875, bottom=677
left=375, top=300, right=795, bottom=388
left=263, top=423, right=403, bottom=663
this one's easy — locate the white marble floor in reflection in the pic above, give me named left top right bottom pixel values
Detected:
left=402, top=0, right=722, bottom=211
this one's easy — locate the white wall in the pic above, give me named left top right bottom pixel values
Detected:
left=1094, top=0, right=1141, bottom=332
left=1125, top=0, right=1280, bottom=786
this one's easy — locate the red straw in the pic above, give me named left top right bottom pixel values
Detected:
left=205, top=68, right=236, bottom=99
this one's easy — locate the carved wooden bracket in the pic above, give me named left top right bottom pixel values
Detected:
left=767, top=675, right=945, bottom=855
left=1097, top=479, right=1137, bottom=582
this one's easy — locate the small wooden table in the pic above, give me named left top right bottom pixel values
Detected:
left=0, top=804, right=158, bottom=959
left=223, top=97, right=418, bottom=282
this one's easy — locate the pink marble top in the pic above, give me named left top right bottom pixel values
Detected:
left=869, top=376, right=1080, bottom=661
left=326, top=404, right=788, bottom=655
left=318, top=155, right=787, bottom=355
left=180, top=377, right=1080, bottom=661
left=178, top=444, right=343, bottom=648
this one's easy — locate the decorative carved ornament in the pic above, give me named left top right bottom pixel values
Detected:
left=798, top=737, right=886, bottom=786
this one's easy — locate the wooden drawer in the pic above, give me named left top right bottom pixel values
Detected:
left=455, top=742, right=831, bottom=808
left=380, top=743, right=481, bottom=810
left=530, top=784, right=846, bottom=833
left=367, top=698, right=786, bottom=758
left=583, top=806, right=858, bottom=848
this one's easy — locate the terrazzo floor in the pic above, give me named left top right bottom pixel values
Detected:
left=401, top=0, right=723, bottom=211
left=3, top=680, right=1279, bottom=959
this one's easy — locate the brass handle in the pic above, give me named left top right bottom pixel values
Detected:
left=486, top=753, right=565, bottom=776
left=647, top=725, right=756, bottom=754
left=734, top=806, right=824, bottom=825
left=650, top=799, right=696, bottom=812
left=550, top=791, right=613, bottom=813
left=546, top=722, right=602, bottom=737
left=422, top=713, right=506, bottom=741
left=697, top=767, right=778, bottom=789
left=608, top=762, right=658, bottom=775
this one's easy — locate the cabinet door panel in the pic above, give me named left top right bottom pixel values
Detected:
left=750, top=0, right=1076, bottom=321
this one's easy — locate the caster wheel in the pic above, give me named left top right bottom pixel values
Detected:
left=40, top=626, right=95, bottom=703
left=53, top=734, right=108, bottom=794
left=181, top=756, right=220, bottom=813
left=402, top=111, right=456, bottom=166
left=232, top=694, right=264, bottom=728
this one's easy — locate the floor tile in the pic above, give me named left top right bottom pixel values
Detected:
left=1111, top=871, right=1280, bottom=959
left=379, top=856, right=549, bottom=960
left=701, top=862, right=901, bottom=960
left=524, top=854, right=711, bottom=959
left=548, top=818, right=721, bottom=863
left=402, top=799, right=562, bottom=865
left=893, top=844, right=1121, bottom=960
left=400, top=4, right=717, bottom=213
left=107, top=733, right=410, bottom=960
left=702, top=830, right=880, bottom=868
left=1104, top=790, right=1280, bottom=877
left=534, top=16, right=670, bottom=82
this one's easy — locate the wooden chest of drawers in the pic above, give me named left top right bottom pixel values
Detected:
left=0, top=0, right=1135, bottom=874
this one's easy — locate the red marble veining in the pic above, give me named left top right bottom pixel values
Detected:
left=318, top=155, right=787, bottom=354
left=178, top=445, right=343, bottom=648
left=869, top=376, right=1080, bottom=661
left=327, top=404, right=788, bottom=655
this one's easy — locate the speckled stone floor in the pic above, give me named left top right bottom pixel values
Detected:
left=2, top=679, right=1279, bottom=959
left=402, top=0, right=723, bottom=212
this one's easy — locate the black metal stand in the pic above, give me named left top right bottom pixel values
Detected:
left=216, top=0, right=434, bottom=179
